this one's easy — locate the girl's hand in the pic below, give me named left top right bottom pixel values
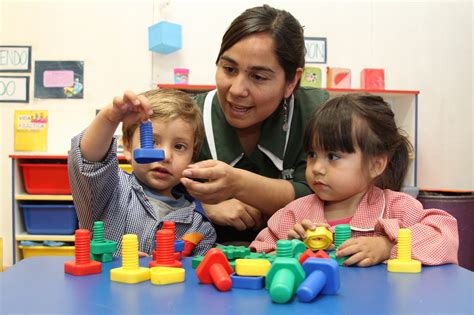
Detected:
left=181, top=160, right=240, bottom=204
left=108, top=90, right=152, bottom=125
left=336, top=236, right=393, bottom=267
left=288, top=220, right=330, bottom=241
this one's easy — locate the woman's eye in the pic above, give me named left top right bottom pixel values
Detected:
left=307, top=152, right=317, bottom=159
left=251, top=73, right=268, bottom=82
left=223, top=66, right=237, bottom=75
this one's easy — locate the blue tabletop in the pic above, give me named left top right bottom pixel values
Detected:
left=0, top=256, right=472, bottom=314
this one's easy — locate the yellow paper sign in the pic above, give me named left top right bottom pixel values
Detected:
left=14, top=110, right=48, bottom=151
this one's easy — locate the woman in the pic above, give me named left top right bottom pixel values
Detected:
left=181, top=5, right=329, bottom=244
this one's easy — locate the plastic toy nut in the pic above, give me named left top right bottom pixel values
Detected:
left=304, top=227, right=333, bottom=251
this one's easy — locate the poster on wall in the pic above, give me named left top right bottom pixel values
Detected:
left=0, top=76, right=29, bottom=103
left=0, top=46, right=32, bottom=72
left=34, top=61, right=84, bottom=99
left=304, top=37, right=327, bottom=64
left=14, top=110, right=48, bottom=152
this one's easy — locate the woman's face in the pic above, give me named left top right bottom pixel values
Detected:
left=215, top=33, right=299, bottom=131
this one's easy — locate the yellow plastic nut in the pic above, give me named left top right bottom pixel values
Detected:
left=150, top=266, right=185, bottom=285
left=304, top=227, right=333, bottom=250
left=235, top=259, right=272, bottom=277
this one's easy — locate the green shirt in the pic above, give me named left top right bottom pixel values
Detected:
left=194, top=87, right=329, bottom=242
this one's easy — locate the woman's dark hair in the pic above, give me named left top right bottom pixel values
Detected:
left=303, top=94, right=413, bottom=191
left=216, top=4, right=305, bottom=86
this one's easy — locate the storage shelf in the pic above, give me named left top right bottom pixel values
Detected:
left=16, top=194, right=73, bottom=201
left=16, top=233, right=75, bottom=242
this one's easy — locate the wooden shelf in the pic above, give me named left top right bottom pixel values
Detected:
left=16, top=233, right=75, bottom=242
left=15, top=194, right=73, bottom=201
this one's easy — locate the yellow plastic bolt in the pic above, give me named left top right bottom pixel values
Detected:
left=110, top=234, right=150, bottom=283
left=387, top=228, right=422, bottom=273
left=304, top=226, right=333, bottom=251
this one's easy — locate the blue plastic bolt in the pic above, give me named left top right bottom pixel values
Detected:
left=296, top=257, right=340, bottom=303
left=134, top=121, right=165, bottom=164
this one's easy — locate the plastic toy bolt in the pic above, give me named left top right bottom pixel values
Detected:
left=265, top=240, right=306, bottom=303
left=296, top=257, right=340, bottom=302
left=196, top=248, right=233, bottom=291
left=181, top=232, right=205, bottom=257
left=90, top=221, right=117, bottom=263
left=110, top=234, right=150, bottom=284
left=65, top=229, right=101, bottom=276
left=149, top=229, right=182, bottom=268
left=133, top=120, right=165, bottom=164
left=387, top=228, right=422, bottom=273
left=329, top=224, right=352, bottom=265
left=304, top=226, right=333, bottom=251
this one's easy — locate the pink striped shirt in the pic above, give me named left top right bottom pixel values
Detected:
left=250, top=187, right=459, bottom=265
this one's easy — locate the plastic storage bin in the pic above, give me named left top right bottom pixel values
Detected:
left=20, top=163, right=71, bottom=194
left=20, top=203, right=78, bottom=235
left=19, top=245, right=75, bottom=258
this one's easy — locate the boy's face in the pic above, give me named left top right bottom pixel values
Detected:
left=124, top=118, right=195, bottom=198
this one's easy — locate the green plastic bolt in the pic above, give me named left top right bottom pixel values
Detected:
left=90, top=221, right=117, bottom=263
left=329, top=224, right=352, bottom=265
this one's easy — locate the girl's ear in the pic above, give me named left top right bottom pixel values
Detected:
left=369, top=155, right=388, bottom=179
left=284, top=67, right=303, bottom=98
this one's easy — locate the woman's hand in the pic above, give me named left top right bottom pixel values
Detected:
left=181, top=160, right=241, bottom=204
left=336, top=236, right=393, bottom=267
left=203, top=199, right=264, bottom=231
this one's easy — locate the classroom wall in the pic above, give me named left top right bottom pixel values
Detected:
left=0, top=0, right=472, bottom=266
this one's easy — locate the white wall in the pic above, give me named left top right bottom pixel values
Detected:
left=0, top=0, right=472, bottom=266
left=0, top=0, right=155, bottom=266
left=153, top=0, right=473, bottom=191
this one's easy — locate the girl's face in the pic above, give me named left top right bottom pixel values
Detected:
left=215, top=33, right=300, bottom=132
left=305, top=147, right=374, bottom=203
left=124, top=118, right=195, bottom=198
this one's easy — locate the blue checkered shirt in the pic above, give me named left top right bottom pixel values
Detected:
left=68, top=132, right=216, bottom=256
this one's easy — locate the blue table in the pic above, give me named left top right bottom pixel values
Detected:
left=0, top=256, right=472, bottom=314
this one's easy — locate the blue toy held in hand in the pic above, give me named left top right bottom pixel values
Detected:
left=134, top=120, right=165, bottom=164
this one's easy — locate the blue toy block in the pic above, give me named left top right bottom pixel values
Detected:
left=297, top=258, right=340, bottom=303
left=174, top=240, right=184, bottom=252
left=230, top=273, right=265, bottom=290
left=148, top=21, right=182, bottom=54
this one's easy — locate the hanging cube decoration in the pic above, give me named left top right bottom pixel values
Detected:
left=148, top=21, right=182, bottom=54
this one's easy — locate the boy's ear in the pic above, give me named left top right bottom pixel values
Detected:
left=369, top=155, right=388, bottom=179
left=122, top=139, right=133, bottom=162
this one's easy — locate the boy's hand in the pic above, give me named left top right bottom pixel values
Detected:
left=336, top=236, right=393, bottom=267
left=109, top=90, right=152, bottom=125
left=288, top=220, right=330, bottom=241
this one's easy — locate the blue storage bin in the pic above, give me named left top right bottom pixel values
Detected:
left=20, top=203, right=78, bottom=235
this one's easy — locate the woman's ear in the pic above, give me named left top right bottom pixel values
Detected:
left=369, top=155, right=388, bottom=179
left=284, top=67, right=303, bottom=98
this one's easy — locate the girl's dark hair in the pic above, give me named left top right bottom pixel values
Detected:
left=303, top=94, right=413, bottom=191
left=216, top=4, right=305, bottom=86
